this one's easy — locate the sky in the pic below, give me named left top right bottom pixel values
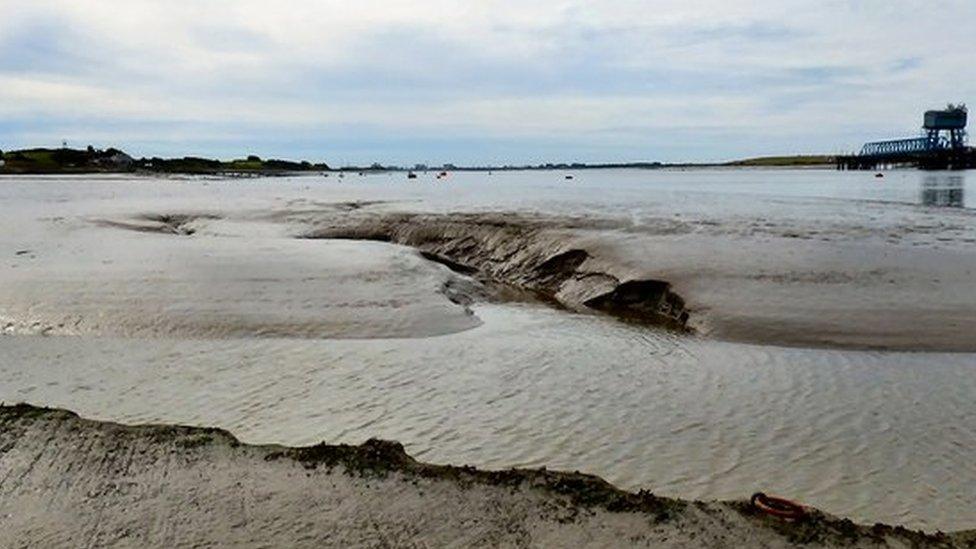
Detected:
left=1, top=0, right=974, bottom=165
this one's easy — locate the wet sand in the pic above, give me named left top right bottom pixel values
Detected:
left=300, top=206, right=976, bottom=351
left=69, top=201, right=976, bottom=350
left=2, top=405, right=972, bottom=548
left=5, top=172, right=976, bottom=349
left=2, top=172, right=976, bottom=533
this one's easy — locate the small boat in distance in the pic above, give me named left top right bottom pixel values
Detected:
left=407, top=172, right=418, bottom=179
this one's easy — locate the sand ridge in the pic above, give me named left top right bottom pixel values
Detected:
left=1, top=404, right=972, bottom=548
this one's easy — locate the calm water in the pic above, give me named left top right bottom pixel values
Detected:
left=1, top=169, right=974, bottom=531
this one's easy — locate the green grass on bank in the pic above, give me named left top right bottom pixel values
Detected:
left=2, top=148, right=93, bottom=172
left=0, top=148, right=330, bottom=174
left=725, top=155, right=836, bottom=167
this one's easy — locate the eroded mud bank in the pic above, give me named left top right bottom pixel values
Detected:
left=0, top=405, right=970, bottom=548
left=85, top=199, right=976, bottom=350
left=290, top=203, right=976, bottom=351
left=94, top=213, right=222, bottom=236
left=303, top=212, right=690, bottom=331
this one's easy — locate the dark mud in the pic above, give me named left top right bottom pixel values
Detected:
left=1, top=404, right=972, bottom=548
left=94, top=213, right=221, bottom=236
left=304, top=212, right=690, bottom=331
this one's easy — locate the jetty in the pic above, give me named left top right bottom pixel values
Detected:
left=837, top=104, right=975, bottom=170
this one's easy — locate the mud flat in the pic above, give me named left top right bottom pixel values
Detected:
left=304, top=212, right=690, bottom=330
left=4, top=173, right=976, bottom=533
left=11, top=173, right=976, bottom=349
left=0, top=404, right=971, bottom=548
left=298, top=205, right=976, bottom=351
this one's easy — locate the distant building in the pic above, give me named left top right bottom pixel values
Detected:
left=93, top=149, right=134, bottom=169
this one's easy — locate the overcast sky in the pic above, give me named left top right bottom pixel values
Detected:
left=1, top=0, right=973, bottom=164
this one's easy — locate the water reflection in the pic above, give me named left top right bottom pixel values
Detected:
left=921, top=174, right=965, bottom=208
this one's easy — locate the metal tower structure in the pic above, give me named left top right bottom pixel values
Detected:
left=856, top=104, right=967, bottom=158
left=838, top=104, right=975, bottom=170
left=923, top=104, right=967, bottom=151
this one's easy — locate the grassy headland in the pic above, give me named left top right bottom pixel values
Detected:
left=0, top=147, right=330, bottom=175
left=724, top=155, right=836, bottom=167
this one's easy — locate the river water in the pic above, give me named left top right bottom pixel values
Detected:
left=1, top=169, right=974, bottom=531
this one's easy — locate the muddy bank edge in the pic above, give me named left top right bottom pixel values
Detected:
left=1, top=404, right=972, bottom=548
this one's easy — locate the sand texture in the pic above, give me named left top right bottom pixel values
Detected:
left=1, top=405, right=972, bottom=548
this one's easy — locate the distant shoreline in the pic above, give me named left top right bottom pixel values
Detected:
left=0, top=146, right=836, bottom=175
